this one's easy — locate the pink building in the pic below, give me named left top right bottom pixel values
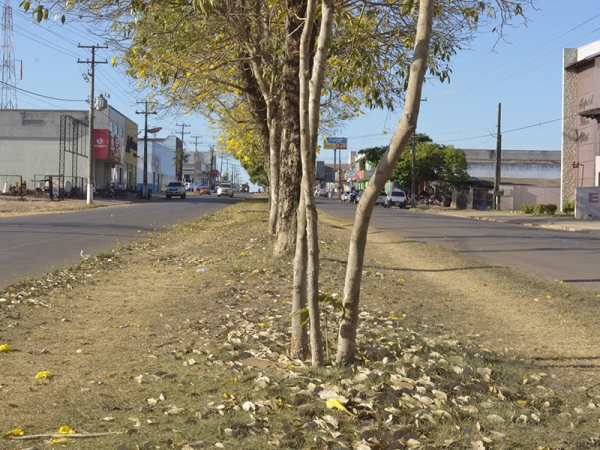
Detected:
left=562, top=40, right=600, bottom=207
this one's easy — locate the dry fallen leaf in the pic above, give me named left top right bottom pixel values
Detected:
left=50, top=438, right=73, bottom=445
left=325, top=398, right=348, bottom=412
left=3, top=428, right=24, bottom=438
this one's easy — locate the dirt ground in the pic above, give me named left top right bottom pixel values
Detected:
left=0, top=195, right=123, bottom=217
left=2, top=195, right=600, bottom=449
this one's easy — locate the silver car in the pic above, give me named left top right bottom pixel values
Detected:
left=166, top=181, right=186, bottom=199
left=386, top=190, right=407, bottom=208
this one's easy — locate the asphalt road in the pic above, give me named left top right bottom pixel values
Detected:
left=0, top=194, right=245, bottom=290
left=317, top=199, right=600, bottom=289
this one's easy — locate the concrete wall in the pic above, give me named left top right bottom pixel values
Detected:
left=562, top=48, right=579, bottom=209
left=468, top=162, right=560, bottom=179
left=500, top=185, right=560, bottom=210
left=464, top=149, right=561, bottom=163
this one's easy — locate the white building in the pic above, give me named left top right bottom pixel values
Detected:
left=137, top=135, right=181, bottom=192
left=0, top=108, right=138, bottom=197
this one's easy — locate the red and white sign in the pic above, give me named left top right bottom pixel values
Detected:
left=93, top=129, right=123, bottom=164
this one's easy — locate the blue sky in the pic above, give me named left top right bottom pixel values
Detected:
left=8, top=1, right=600, bottom=171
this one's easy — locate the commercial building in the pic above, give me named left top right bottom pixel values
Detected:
left=562, top=40, right=600, bottom=208
left=0, top=107, right=138, bottom=197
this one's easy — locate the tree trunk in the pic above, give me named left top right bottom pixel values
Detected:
left=274, top=0, right=304, bottom=257
left=296, top=0, right=334, bottom=366
left=268, top=116, right=281, bottom=235
left=336, top=0, right=434, bottom=365
left=290, top=192, right=309, bottom=359
left=240, top=60, right=278, bottom=233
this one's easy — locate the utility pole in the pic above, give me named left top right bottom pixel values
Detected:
left=136, top=100, right=156, bottom=199
left=208, top=146, right=214, bottom=189
left=191, top=135, right=201, bottom=192
left=411, top=99, right=427, bottom=208
left=78, top=44, right=107, bottom=205
left=411, top=135, right=417, bottom=208
left=494, top=102, right=502, bottom=210
left=176, top=123, right=190, bottom=181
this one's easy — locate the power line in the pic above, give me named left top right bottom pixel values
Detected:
left=0, top=79, right=85, bottom=102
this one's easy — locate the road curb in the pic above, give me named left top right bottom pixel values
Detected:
left=456, top=214, right=599, bottom=234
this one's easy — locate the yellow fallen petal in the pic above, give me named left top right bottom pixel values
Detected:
left=3, top=428, right=24, bottom=437
left=0, top=344, right=12, bottom=352
left=326, top=398, right=348, bottom=412
left=50, top=438, right=73, bottom=445
left=57, top=426, right=75, bottom=434
left=35, top=370, right=51, bottom=379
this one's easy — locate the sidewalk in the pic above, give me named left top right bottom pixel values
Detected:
left=425, top=207, right=600, bottom=234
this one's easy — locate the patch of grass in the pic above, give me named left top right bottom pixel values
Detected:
left=2, top=197, right=600, bottom=449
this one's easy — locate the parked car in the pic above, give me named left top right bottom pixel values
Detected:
left=386, top=190, right=408, bottom=208
left=217, top=182, right=234, bottom=197
left=198, top=186, right=211, bottom=195
left=166, top=181, right=186, bottom=199
left=375, top=191, right=387, bottom=206
left=314, top=188, right=327, bottom=197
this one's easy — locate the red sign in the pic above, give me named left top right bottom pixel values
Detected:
left=93, top=129, right=123, bottom=163
left=211, top=169, right=219, bottom=177
left=93, top=129, right=110, bottom=160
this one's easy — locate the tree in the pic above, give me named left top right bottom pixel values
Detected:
left=391, top=141, right=469, bottom=189
left=358, top=146, right=387, bottom=165
left=173, top=146, right=189, bottom=181
left=26, top=0, right=534, bottom=366
left=336, top=0, right=532, bottom=365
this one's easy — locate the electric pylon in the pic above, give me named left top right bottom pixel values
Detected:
left=0, top=0, right=17, bottom=109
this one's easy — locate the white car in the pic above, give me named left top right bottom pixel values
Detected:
left=165, top=181, right=186, bottom=199
left=375, top=191, right=387, bottom=206
left=217, top=183, right=234, bottom=197
left=386, top=190, right=408, bottom=208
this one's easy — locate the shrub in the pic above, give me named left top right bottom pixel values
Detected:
left=533, top=203, right=546, bottom=215
left=545, top=204, right=557, bottom=215
left=563, top=201, right=575, bottom=215
left=520, top=202, right=535, bottom=214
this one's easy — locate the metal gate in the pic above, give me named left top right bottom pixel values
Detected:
left=58, top=115, right=88, bottom=199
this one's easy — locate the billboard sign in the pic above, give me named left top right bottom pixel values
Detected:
left=93, top=128, right=123, bottom=164
left=323, top=137, right=347, bottom=150
left=93, top=129, right=110, bottom=160
left=576, top=187, right=600, bottom=220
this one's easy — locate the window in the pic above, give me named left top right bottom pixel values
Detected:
left=22, top=119, right=44, bottom=125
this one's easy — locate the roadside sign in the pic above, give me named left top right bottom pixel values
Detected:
left=323, top=137, right=347, bottom=150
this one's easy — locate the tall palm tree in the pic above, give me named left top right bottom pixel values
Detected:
left=173, top=146, right=190, bottom=180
